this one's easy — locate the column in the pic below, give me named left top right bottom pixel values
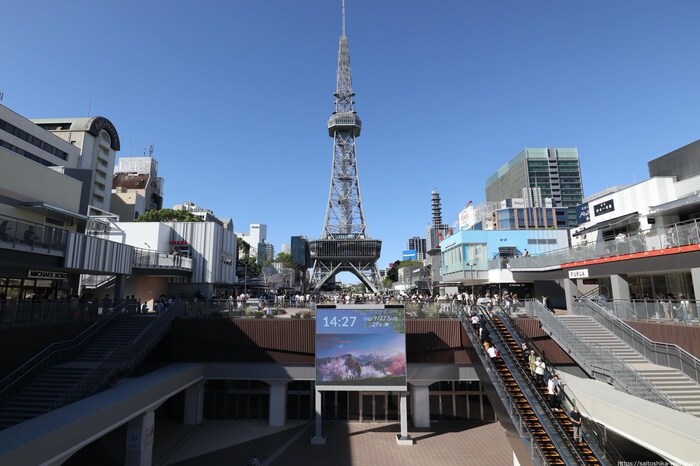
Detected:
left=125, top=411, right=155, bottom=466
left=184, top=381, right=204, bottom=425
left=113, top=274, right=126, bottom=302
left=610, top=274, right=630, bottom=301
left=268, top=380, right=288, bottom=427
left=310, top=389, right=325, bottom=444
left=410, top=384, right=430, bottom=428
left=562, top=278, right=579, bottom=314
left=396, top=391, right=413, bottom=445
left=691, top=268, right=700, bottom=304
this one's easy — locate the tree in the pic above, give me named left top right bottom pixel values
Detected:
left=135, top=209, right=202, bottom=223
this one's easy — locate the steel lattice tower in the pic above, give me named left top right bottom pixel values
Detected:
left=309, top=1, right=382, bottom=293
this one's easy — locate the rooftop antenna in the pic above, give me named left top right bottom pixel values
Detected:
left=149, top=143, right=154, bottom=157
left=0, top=91, right=4, bottom=101
left=87, top=94, right=92, bottom=116
left=342, top=0, right=346, bottom=37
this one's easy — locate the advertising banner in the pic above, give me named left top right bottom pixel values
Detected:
left=315, top=306, right=406, bottom=391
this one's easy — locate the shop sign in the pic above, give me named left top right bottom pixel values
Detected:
left=28, top=270, right=68, bottom=280
left=593, top=199, right=615, bottom=216
left=568, top=269, right=589, bottom=279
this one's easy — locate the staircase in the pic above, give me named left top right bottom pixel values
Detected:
left=559, top=315, right=700, bottom=416
left=0, top=314, right=161, bottom=429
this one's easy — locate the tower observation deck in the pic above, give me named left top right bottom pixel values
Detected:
left=309, top=1, right=382, bottom=293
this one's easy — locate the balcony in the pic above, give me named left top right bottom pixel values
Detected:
left=132, top=248, right=192, bottom=271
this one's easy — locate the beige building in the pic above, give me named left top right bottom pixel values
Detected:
left=32, top=116, right=121, bottom=214
left=112, top=156, right=164, bottom=220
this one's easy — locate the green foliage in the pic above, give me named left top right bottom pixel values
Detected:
left=397, top=260, right=423, bottom=270
left=275, top=252, right=294, bottom=268
left=135, top=208, right=202, bottom=223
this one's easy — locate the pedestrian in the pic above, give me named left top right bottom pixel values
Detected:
left=528, top=350, right=536, bottom=376
left=674, top=294, right=691, bottom=323
left=547, top=374, right=560, bottom=411
left=534, top=357, right=546, bottom=386
left=570, top=405, right=582, bottom=443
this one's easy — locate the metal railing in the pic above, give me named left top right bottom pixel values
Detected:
left=0, top=298, right=105, bottom=328
left=496, top=218, right=700, bottom=271
left=574, top=298, right=700, bottom=383
left=589, top=298, right=698, bottom=326
left=525, top=299, right=684, bottom=412
left=0, top=301, right=126, bottom=406
left=133, top=248, right=193, bottom=270
left=0, top=212, right=70, bottom=254
left=54, top=300, right=185, bottom=408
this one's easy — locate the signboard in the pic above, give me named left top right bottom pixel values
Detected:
left=593, top=199, right=615, bottom=216
left=576, top=203, right=590, bottom=223
left=568, top=269, right=589, bottom=279
left=315, top=306, right=406, bottom=391
left=28, top=270, right=68, bottom=280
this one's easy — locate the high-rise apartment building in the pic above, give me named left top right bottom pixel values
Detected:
left=485, top=148, right=584, bottom=226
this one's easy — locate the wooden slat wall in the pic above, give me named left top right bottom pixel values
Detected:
left=624, top=321, right=700, bottom=358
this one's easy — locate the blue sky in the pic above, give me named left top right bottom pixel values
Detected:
left=3, top=1, right=700, bottom=272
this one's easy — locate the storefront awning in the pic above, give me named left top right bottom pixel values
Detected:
left=572, top=212, right=639, bottom=237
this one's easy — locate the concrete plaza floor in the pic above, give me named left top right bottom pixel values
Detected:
left=156, top=419, right=513, bottom=466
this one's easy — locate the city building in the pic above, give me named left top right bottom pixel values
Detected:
left=172, top=201, right=225, bottom=226
left=32, top=116, right=121, bottom=215
left=257, top=242, right=274, bottom=264
left=406, top=236, right=426, bottom=260
left=486, top=147, right=584, bottom=226
left=492, top=197, right=569, bottom=230
left=92, top=219, right=237, bottom=300
left=237, top=223, right=267, bottom=260
left=648, top=138, right=700, bottom=181
left=0, top=103, right=133, bottom=300
left=425, top=190, right=452, bottom=288
left=112, top=156, right=164, bottom=220
left=440, top=228, right=570, bottom=297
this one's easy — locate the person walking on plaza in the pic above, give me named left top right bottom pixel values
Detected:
left=570, top=404, right=582, bottom=443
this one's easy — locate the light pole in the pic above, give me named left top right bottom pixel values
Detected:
left=467, top=262, right=476, bottom=300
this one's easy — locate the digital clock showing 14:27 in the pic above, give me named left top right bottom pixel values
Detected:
left=321, top=315, right=357, bottom=328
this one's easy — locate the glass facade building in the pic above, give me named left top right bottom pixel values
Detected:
left=485, top=148, right=584, bottom=226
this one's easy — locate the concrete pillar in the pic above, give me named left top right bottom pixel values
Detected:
left=610, top=274, right=630, bottom=301
left=114, top=274, right=126, bottom=302
left=311, top=389, right=325, bottom=444
left=184, top=381, right=204, bottom=425
left=562, top=278, right=579, bottom=314
left=268, top=380, right=288, bottom=427
left=691, top=268, right=700, bottom=302
left=410, top=384, right=430, bottom=428
left=396, top=391, right=413, bottom=445
left=125, top=411, right=155, bottom=466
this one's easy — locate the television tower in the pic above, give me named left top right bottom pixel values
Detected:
left=309, top=0, right=382, bottom=293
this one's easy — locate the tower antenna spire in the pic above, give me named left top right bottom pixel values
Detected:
left=342, top=0, right=346, bottom=37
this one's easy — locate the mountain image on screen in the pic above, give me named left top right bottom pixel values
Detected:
left=317, top=352, right=406, bottom=385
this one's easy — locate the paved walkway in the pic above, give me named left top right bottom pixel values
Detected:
left=158, top=419, right=513, bottom=466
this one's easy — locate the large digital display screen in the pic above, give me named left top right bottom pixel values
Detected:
left=315, top=307, right=406, bottom=391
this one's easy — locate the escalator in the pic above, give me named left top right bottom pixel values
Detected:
left=461, top=305, right=605, bottom=465
left=489, top=310, right=604, bottom=465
